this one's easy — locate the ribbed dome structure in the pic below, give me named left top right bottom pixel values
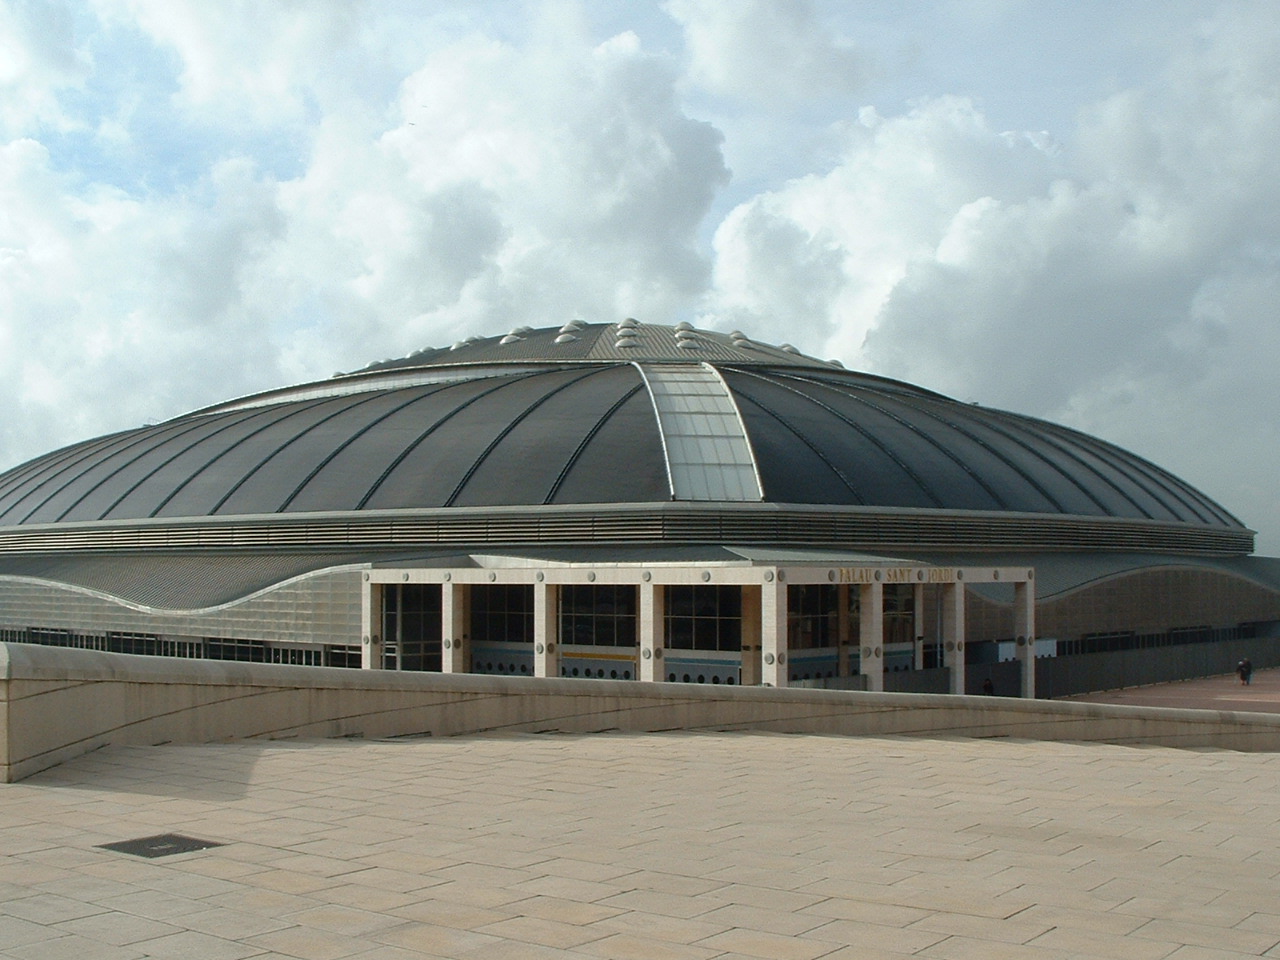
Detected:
left=0, top=321, right=1249, bottom=555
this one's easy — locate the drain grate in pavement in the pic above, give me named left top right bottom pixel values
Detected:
left=97, top=833, right=224, bottom=858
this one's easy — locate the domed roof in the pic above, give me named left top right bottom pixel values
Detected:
left=0, top=321, right=1243, bottom=532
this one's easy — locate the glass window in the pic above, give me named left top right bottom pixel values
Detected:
left=665, top=585, right=741, bottom=651
left=471, top=584, right=534, bottom=644
left=559, top=585, right=637, bottom=647
left=787, top=584, right=837, bottom=649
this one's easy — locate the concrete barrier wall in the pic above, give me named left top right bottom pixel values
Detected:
left=6, top=641, right=1280, bottom=783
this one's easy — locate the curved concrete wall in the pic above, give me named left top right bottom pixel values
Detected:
left=5, top=641, right=1280, bottom=783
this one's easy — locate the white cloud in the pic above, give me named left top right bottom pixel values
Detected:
left=665, top=0, right=869, bottom=106
left=0, top=139, right=286, bottom=461
left=0, top=2, right=728, bottom=466
left=268, top=19, right=728, bottom=374
left=701, top=1, right=1280, bottom=548
left=89, top=0, right=367, bottom=125
left=0, top=0, right=91, bottom=136
left=704, top=97, right=1059, bottom=356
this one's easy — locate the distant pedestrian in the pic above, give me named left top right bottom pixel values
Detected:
left=1238, top=658, right=1254, bottom=686
left=982, top=677, right=994, bottom=695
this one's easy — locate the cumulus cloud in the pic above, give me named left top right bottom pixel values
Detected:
left=0, top=139, right=285, bottom=459
left=665, top=0, right=870, bottom=106
left=89, top=0, right=366, bottom=125
left=0, top=0, right=91, bottom=135
left=0, top=1, right=727, bottom=467
left=705, top=97, right=1060, bottom=357
left=253, top=18, right=729, bottom=380
left=702, top=1, right=1280, bottom=547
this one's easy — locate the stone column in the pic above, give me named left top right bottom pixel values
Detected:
left=1015, top=579, right=1036, bottom=699
left=942, top=581, right=966, bottom=695
left=361, top=580, right=383, bottom=669
left=442, top=583, right=468, bottom=674
left=760, top=577, right=788, bottom=687
left=859, top=581, right=884, bottom=692
left=740, top=585, right=762, bottom=686
left=391, top=583, right=403, bottom=670
left=837, top=584, right=852, bottom=677
left=913, top=583, right=926, bottom=670
left=534, top=580, right=559, bottom=679
left=639, top=581, right=664, bottom=682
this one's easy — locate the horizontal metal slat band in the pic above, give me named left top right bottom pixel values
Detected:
left=0, top=507, right=1252, bottom=557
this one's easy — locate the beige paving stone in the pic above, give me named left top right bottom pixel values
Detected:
left=305, top=882, right=425, bottom=913
left=330, top=947, right=439, bottom=960
left=0, top=914, right=68, bottom=950
left=389, top=897, right=517, bottom=929
left=799, top=897, right=932, bottom=927
left=695, top=927, right=837, bottom=959
left=409, top=878, right=533, bottom=909
left=1177, top=948, right=1280, bottom=960
left=475, top=913, right=609, bottom=949
left=577, top=931, right=724, bottom=960
left=502, top=894, right=626, bottom=925
left=51, top=910, right=186, bottom=946
left=175, top=905, right=295, bottom=939
left=2, top=893, right=107, bottom=925
left=585, top=907, right=731, bottom=944
left=1027, top=923, right=1180, bottom=958
left=917, top=934, right=1077, bottom=959
left=511, top=873, right=628, bottom=902
left=902, top=909, right=1055, bottom=945
left=126, top=929, right=267, bottom=959
left=203, top=886, right=320, bottom=917
left=1116, top=898, right=1258, bottom=928
left=1132, top=917, right=1280, bottom=954
left=811, top=946, right=931, bottom=960
left=267, top=853, right=372, bottom=879
left=613, top=868, right=725, bottom=896
left=242, top=924, right=377, bottom=960
left=242, top=868, right=345, bottom=895
left=533, top=857, right=637, bottom=883
left=283, top=903, right=409, bottom=937
left=697, top=901, right=830, bottom=937
left=805, top=917, right=952, bottom=953
left=1237, top=911, right=1280, bottom=936
left=705, top=882, right=827, bottom=912
left=369, top=920, right=504, bottom=955
left=596, top=887, right=719, bottom=919
left=95, top=889, right=209, bottom=921
left=3, top=934, right=147, bottom=960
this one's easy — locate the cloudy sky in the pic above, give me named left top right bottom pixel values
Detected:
left=3, top=0, right=1279, bottom=552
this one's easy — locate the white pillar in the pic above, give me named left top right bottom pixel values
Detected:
left=837, top=584, right=852, bottom=677
left=761, top=577, right=788, bottom=687
left=740, top=585, right=762, bottom=686
left=534, top=581, right=559, bottom=678
left=442, top=583, right=468, bottom=674
left=942, top=582, right=966, bottom=695
left=1015, top=579, right=1036, bottom=699
left=390, top=584, right=402, bottom=670
left=913, top=583, right=926, bottom=671
left=361, top=580, right=383, bottom=669
left=859, top=581, right=884, bottom=692
left=639, top=581, right=664, bottom=682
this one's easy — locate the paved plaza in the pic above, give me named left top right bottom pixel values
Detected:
left=3, top=719, right=1280, bottom=960
left=1070, top=668, right=1280, bottom=715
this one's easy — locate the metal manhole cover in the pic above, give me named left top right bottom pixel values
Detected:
left=97, top=833, right=224, bottom=858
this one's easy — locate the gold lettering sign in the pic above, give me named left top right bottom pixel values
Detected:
left=836, top=567, right=956, bottom=583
